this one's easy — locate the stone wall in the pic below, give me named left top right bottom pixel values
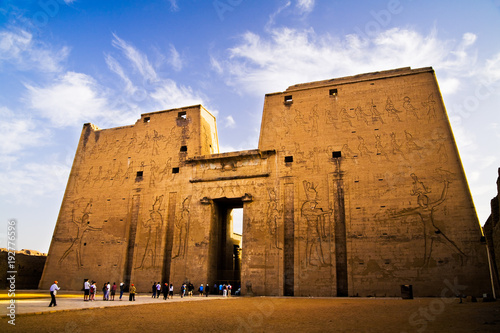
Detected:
left=483, top=167, right=500, bottom=296
left=40, top=67, right=492, bottom=297
left=1, top=249, right=46, bottom=289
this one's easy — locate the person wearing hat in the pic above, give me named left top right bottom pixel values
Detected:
left=129, top=283, right=136, bottom=301
left=49, top=281, right=60, bottom=307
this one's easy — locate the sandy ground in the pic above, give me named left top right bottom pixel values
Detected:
left=2, top=294, right=500, bottom=332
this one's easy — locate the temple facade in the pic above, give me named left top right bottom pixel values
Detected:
left=40, top=67, right=492, bottom=297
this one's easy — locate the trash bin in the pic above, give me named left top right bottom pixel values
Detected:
left=401, top=285, right=413, bottom=299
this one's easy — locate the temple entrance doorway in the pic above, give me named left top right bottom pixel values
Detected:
left=208, top=198, right=243, bottom=292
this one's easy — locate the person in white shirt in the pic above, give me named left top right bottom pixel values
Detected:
left=49, top=281, right=60, bottom=307
left=156, top=282, right=161, bottom=298
left=169, top=284, right=174, bottom=299
left=84, top=279, right=90, bottom=301
left=106, top=282, right=111, bottom=300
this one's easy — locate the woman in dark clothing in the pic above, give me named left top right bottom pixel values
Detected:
left=163, top=283, right=169, bottom=300
left=205, top=284, right=210, bottom=297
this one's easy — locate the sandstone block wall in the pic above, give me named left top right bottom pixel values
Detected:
left=40, top=67, right=492, bottom=297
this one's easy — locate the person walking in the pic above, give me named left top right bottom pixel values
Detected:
left=188, top=282, right=194, bottom=297
left=169, top=284, right=174, bottom=299
left=152, top=282, right=157, bottom=298
left=106, top=282, right=111, bottom=300
left=163, top=283, right=169, bottom=300
left=90, top=281, right=96, bottom=301
left=129, top=284, right=136, bottom=301
left=102, top=282, right=107, bottom=300
left=84, top=279, right=90, bottom=301
left=205, top=284, right=210, bottom=297
left=48, top=281, right=60, bottom=307
left=156, top=282, right=161, bottom=298
left=198, top=284, right=204, bottom=296
left=111, top=282, right=117, bottom=300
left=119, top=282, right=124, bottom=300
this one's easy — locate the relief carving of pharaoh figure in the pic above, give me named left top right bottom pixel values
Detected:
left=301, top=181, right=332, bottom=267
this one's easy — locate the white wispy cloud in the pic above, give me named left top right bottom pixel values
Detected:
left=105, top=53, right=136, bottom=94
left=217, top=27, right=479, bottom=97
left=0, top=107, right=49, bottom=156
left=168, top=44, right=183, bottom=71
left=224, top=115, right=236, bottom=128
left=0, top=160, right=71, bottom=202
left=111, top=33, right=158, bottom=82
left=167, top=0, right=179, bottom=11
left=0, top=28, right=69, bottom=72
left=266, top=1, right=291, bottom=29
left=25, top=71, right=113, bottom=127
left=482, top=51, right=500, bottom=84
left=150, top=79, right=204, bottom=109
left=210, top=56, right=223, bottom=74
left=296, top=0, right=315, bottom=13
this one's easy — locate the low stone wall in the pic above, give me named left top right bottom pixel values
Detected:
left=0, top=249, right=47, bottom=289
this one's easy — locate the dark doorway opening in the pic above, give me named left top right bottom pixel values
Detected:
left=208, top=198, right=243, bottom=290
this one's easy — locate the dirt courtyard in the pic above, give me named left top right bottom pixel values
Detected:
left=8, top=297, right=500, bottom=332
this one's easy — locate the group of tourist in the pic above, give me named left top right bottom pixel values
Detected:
left=216, top=283, right=233, bottom=297
left=149, top=281, right=237, bottom=298
left=83, top=279, right=129, bottom=302
left=151, top=281, right=174, bottom=300
left=48, top=279, right=239, bottom=307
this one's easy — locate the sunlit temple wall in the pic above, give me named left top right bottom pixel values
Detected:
left=40, top=68, right=491, bottom=297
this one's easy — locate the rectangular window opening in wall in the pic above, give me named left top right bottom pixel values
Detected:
left=172, top=167, right=179, bottom=174
left=136, top=171, right=143, bottom=177
left=144, top=117, right=150, bottom=123
left=332, top=151, right=342, bottom=158
left=284, top=156, right=293, bottom=163
left=284, top=95, right=293, bottom=104
left=180, top=145, right=187, bottom=152
left=178, top=111, right=187, bottom=119
left=329, top=88, right=338, bottom=96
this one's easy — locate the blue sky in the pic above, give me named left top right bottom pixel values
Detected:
left=1, top=0, right=499, bottom=253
